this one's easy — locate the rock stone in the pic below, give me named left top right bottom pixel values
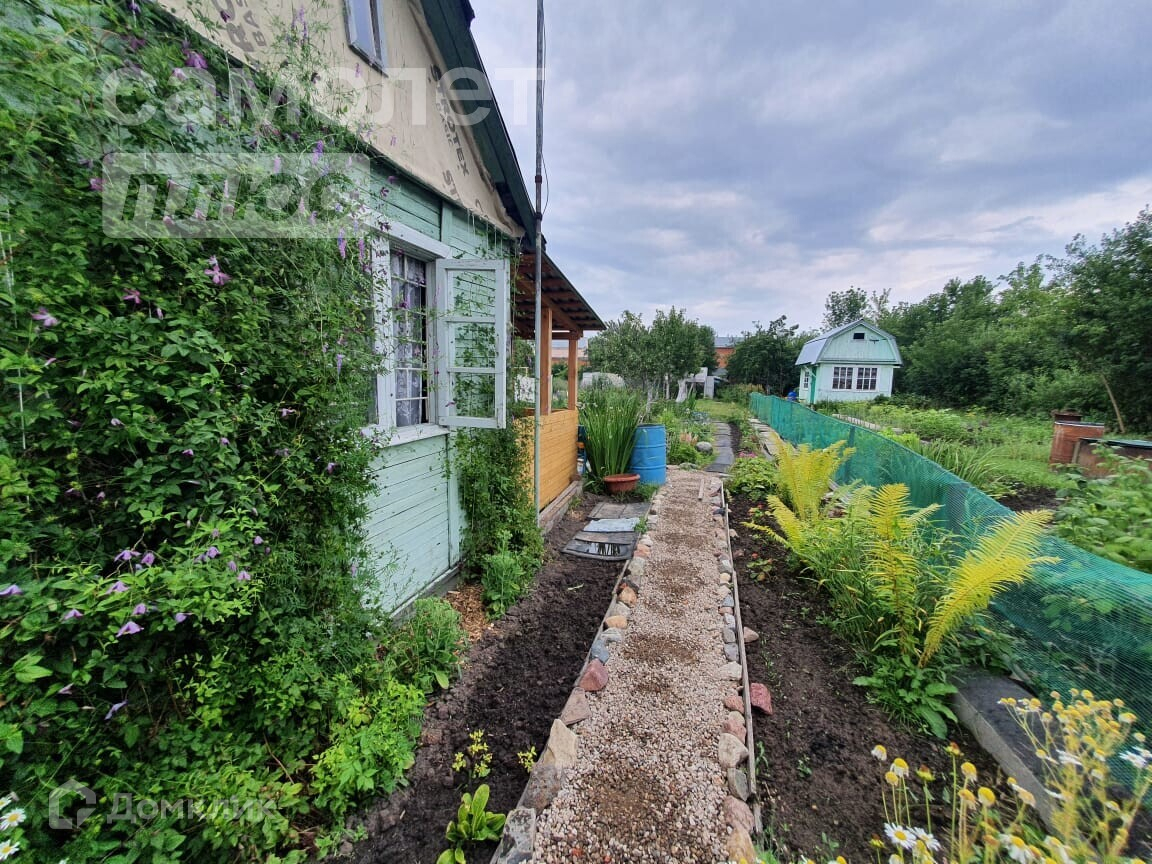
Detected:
left=520, top=764, right=565, bottom=810
left=495, top=807, right=536, bottom=864
left=723, top=613, right=736, bottom=628
left=722, top=796, right=754, bottom=833
left=589, top=640, right=610, bottom=665
left=720, top=595, right=735, bottom=608
left=749, top=682, right=773, bottom=714
left=724, top=643, right=739, bottom=662
left=608, top=601, right=631, bottom=619
left=697, top=440, right=714, bottom=454
left=727, top=710, right=744, bottom=727
left=727, top=767, right=750, bottom=801
left=580, top=659, right=609, bottom=692
left=718, top=559, right=734, bottom=575
left=743, top=628, right=759, bottom=643
left=537, top=718, right=578, bottom=769
left=718, top=733, right=749, bottom=768
left=633, top=545, right=650, bottom=558
left=603, top=615, right=628, bottom=630
left=728, top=529, right=739, bottom=539
left=560, top=690, right=591, bottom=726
left=722, top=627, right=736, bottom=644
left=618, top=585, right=638, bottom=605
left=721, top=716, right=745, bottom=737
left=723, top=694, right=744, bottom=712
left=602, top=627, right=624, bottom=643
left=719, top=572, right=732, bottom=583
left=718, top=661, right=742, bottom=680
left=627, top=557, right=647, bottom=578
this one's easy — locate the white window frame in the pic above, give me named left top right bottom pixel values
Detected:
left=364, top=222, right=508, bottom=445
left=831, top=366, right=854, bottom=390
left=800, top=369, right=810, bottom=392
left=344, top=0, right=388, bottom=71
left=856, top=366, right=878, bottom=391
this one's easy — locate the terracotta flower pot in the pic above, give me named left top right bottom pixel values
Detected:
left=603, top=473, right=640, bottom=494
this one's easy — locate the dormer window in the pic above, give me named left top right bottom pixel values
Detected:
left=853, top=331, right=865, bottom=340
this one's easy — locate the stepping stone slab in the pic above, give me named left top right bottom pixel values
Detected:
left=560, top=690, right=591, bottom=726
left=749, top=682, right=773, bottom=714
left=538, top=719, right=578, bottom=769
left=718, top=732, right=749, bottom=768
left=580, top=659, right=609, bottom=692
left=585, top=518, right=640, bottom=533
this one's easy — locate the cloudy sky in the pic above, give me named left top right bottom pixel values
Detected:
left=470, top=0, right=1152, bottom=337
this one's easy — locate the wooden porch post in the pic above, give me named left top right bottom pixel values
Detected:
left=568, top=331, right=580, bottom=409
left=541, top=306, right=553, bottom=415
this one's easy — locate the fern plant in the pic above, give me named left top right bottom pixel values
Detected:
left=773, top=441, right=854, bottom=521
left=920, top=509, right=1055, bottom=665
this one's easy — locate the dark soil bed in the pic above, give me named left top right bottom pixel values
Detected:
left=729, top=492, right=1007, bottom=862
left=998, top=485, right=1062, bottom=512
left=347, top=494, right=621, bottom=864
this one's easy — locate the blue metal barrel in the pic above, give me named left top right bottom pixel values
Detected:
left=628, top=424, right=667, bottom=485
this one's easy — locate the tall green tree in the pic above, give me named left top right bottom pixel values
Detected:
left=586, top=307, right=715, bottom=396
left=725, top=316, right=808, bottom=396
left=822, top=287, right=870, bottom=329
left=1057, top=209, right=1152, bottom=431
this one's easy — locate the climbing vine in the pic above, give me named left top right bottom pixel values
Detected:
left=0, top=0, right=453, bottom=860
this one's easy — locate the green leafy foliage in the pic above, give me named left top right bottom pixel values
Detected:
left=724, top=316, right=810, bottom=397
left=580, top=387, right=645, bottom=480
left=0, top=1, right=460, bottom=859
left=726, top=456, right=778, bottom=501
left=1054, top=450, right=1152, bottom=573
left=586, top=308, right=715, bottom=397
left=436, top=784, right=506, bottom=864
left=853, top=653, right=958, bottom=738
left=382, top=598, right=467, bottom=693
left=480, top=530, right=534, bottom=616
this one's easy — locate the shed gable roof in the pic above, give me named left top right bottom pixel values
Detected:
left=795, top=318, right=902, bottom=366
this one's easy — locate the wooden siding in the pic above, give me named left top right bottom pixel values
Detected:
left=360, top=186, right=512, bottom=613
left=517, top=409, right=580, bottom=510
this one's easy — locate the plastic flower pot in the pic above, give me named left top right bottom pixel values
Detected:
left=603, top=473, right=640, bottom=494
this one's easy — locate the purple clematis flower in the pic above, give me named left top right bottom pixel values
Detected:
left=105, top=699, right=128, bottom=720
left=59, top=683, right=74, bottom=695
left=62, top=608, right=83, bottom=620
left=155, top=306, right=164, bottom=319
left=312, top=138, right=324, bottom=163
left=337, top=229, right=347, bottom=259
left=237, top=570, right=252, bottom=581
left=336, top=353, right=344, bottom=374
left=1, top=584, right=23, bottom=597
left=174, top=612, right=188, bottom=624
left=204, top=256, right=231, bottom=285
left=228, top=560, right=238, bottom=572
left=172, top=67, right=187, bottom=81
left=96, top=491, right=106, bottom=501
left=211, top=528, right=220, bottom=539
left=110, top=418, right=123, bottom=427
left=184, top=50, right=208, bottom=70
left=253, top=535, right=263, bottom=545
left=141, top=551, right=155, bottom=566
left=113, top=549, right=138, bottom=563
left=326, top=462, right=336, bottom=474
left=205, top=546, right=220, bottom=559
left=279, top=408, right=296, bottom=417
left=89, top=177, right=105, bottom=192
left=32, top=307, right=60, bottom=327
left=132, top=603, right=148, bottom=616
left=220, top=437, right=229, bottom=445
left=45, top=357, right=57, bottom=366
left=122, top=289, right=142, bottom=305
left=182, top=448, right=194, bottom=456
left=106, top=580, right=129, bottom=594
left=116, top=620, right=142, bottom=637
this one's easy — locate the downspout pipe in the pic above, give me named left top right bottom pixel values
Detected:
left=532, top=0, right=544, bottom=518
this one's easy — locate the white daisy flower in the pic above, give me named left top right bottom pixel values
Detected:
left=885, top=823, right=917, bottom=850
left=913, top=828, right=941, bottom=852
left=0, top=840, right=18, bottom=861
left=0, top=809, right=24, bottom=830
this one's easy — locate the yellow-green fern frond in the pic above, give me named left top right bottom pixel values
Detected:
left=866, top=484, right=940, bottom=542
left=920, top=510, right=1056, bottom=666
left=766, top=494, right=807, bottom=552
left=774, top=441, right=854, bottom=521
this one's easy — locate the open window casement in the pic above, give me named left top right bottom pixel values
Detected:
left=434, top=259, right=509, bottom=429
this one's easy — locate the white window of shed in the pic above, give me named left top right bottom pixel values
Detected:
left=345, top=0, right=388, bottom=70
left=832, top=366, right=853, bottom=389
left=856, top=367, right=878, bottom=391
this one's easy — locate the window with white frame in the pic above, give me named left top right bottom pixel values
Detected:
left=366, top=224, right=508, bottom=441
left=344, top=0, right=388, bottom=70
left=831, top=366, right=853, bottom=389
left=800, top=369, right=810, bottom=392
left=856, top=367, right=878, bottom=391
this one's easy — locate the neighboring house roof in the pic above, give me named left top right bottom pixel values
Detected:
left=419, top=0, right=536, bottom=245
left=795, top=318, right=903, bottom=366
left=715, top=336, right=740, bottom=349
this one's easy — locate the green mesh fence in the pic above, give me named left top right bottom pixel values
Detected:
left=750, top=394, right=1152, bottom=733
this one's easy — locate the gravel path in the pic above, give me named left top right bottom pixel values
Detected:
left=528, top=468, right=742, bottom=864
